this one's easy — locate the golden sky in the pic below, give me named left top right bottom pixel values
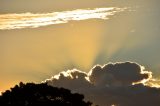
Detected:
left=0, top=0, right=160, bottom=92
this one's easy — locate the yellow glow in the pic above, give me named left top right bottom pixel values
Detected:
left=0, top=16, right=105, bottom=92
left=49, top=69, right=89, bottom=81
left=145, top=79, right=160, bottom=88
left=132, top=67, right=160, bottom=88
left=132, top=66, right=152, bottom=85
left=0, top=0, right=159, bottom=93
left=0, top=7, right=126, bottom=30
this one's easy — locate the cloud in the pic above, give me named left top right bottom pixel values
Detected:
left=145, top=78, right=160, bottom=88
left=0, top=7, right=126, bottom=30
left=45, top=69, right=92, bottom=91
left=44, top=61, right=160, bottom=106
left=89, top=62, right=152, bottom=86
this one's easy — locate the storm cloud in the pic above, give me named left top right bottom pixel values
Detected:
left=44, top=62, right=160, bottom=106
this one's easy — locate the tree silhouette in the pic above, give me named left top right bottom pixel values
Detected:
left=0, top=82, right=92, bottom=106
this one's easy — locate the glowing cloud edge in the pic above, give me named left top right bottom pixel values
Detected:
left=43, top=61, right=160, bottom=88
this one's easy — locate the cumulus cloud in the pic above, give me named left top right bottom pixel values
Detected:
left=0, top=7, right=126, bottom=30
left=44, top=62, right=160, bottom=106
left=89, top=62, right=152, bottom=86
left=45, top=69, right=91, bottom=90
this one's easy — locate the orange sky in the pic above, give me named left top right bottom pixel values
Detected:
left=0, top=0, right=160, bottom=92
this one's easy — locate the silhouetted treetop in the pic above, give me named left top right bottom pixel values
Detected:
left=0, top=82, right=92, bottom=106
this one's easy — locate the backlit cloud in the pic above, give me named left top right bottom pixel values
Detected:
left=0, top=7, right=126, bottom=30
left=44, top=62, right=160, bottom=106
left=89, top=62, right=152, bottom=86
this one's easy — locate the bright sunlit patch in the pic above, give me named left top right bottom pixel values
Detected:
left=132, top=67, right=160, bottom=88
left=0, top=7, right=126, bottom=30
left=132, top=66, right=152, bottom=85
left=145, top=79, right=160, bottom=88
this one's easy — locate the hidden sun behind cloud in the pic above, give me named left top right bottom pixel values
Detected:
left=44, top=61, right=160, bottom=106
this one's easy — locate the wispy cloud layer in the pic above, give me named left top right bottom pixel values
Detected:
left=0, top=7, right=126, bottom=30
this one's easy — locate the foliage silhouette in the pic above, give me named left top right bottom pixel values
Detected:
left=0, top=82, right=92, bottom=106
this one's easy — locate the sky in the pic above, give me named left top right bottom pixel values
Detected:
left=0, top=0, right=160, bottom=93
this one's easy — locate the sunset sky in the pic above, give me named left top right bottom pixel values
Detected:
left=0, top=0, right=160, bottom=93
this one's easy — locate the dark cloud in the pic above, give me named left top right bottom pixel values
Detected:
left=89, top=62, right=151, bottom=86
left=44, top=62, right=160, bottom=106
left=46, top=69, right=92, bottom=91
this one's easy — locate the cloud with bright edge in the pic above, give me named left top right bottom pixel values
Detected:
left=0, top=7, right=126, bottom=30
left=44, top=62, right=160, bottom=106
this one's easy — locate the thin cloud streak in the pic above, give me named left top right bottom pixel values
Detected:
left=0, top=7, right=126, bottom=30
